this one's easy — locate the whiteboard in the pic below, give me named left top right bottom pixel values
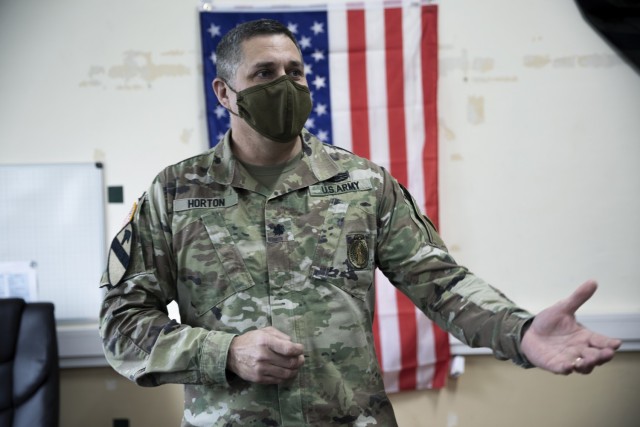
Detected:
left=0, top=163, right=105, bottom=321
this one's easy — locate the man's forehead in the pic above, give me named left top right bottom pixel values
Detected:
left=239, top=34, right=301, bottom=62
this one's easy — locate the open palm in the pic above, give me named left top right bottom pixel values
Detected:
left=520, top=280, right=621, bottom=374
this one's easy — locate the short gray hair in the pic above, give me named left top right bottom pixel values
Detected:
left=215, top=18, right=302, bottom=83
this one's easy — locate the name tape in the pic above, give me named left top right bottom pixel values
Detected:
left=174, top=194, right=238, bottom=211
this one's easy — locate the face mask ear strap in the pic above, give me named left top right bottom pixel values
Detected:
left=216, top=101, right=240, bottom=118
left=220, top=79, right=241, bottom=117
left=222, top=78, right=238, bottom=94
left=224, top=103, right=241, bottom=118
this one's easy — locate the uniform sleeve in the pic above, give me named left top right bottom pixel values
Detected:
left=99, top=180, right=237, bottom=387
left=375, top=169, right=534, bottom=367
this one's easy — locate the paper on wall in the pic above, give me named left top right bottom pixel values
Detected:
left=0, top=261, right=38, bottom=301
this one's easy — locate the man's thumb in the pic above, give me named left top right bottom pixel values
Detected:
left=563, top=280, right=598, bottom=314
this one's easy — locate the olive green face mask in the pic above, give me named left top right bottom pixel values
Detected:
left=225, top=75, right=313, bottom=143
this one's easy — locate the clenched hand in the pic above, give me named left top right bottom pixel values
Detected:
left=227, top=326, right=305, bottom=384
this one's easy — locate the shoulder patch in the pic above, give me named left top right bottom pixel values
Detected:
left=106, top=196, right=144, bottom=286
left=107, top=222, right=133, bottom=286
left=347, top=233, right=370, bottom=269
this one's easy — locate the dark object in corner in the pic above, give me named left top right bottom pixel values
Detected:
left=0, top=299, right=60, bottom=427
left=575, top=0, right=640, bottom=73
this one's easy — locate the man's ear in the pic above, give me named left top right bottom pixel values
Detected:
left=212, top=78, right=231, bottom=109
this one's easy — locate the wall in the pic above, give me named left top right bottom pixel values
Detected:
left=0, top=0, right=208, bottom=245
left=1, top=0, right=639, bottom=426
left=390, top=352, right=640, bottom=427
left=437, top=0, right=640, bottom=314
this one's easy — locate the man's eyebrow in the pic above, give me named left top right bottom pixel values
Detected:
left=249, top=61, right=275, bottom=69
left=249, top=59, right=303, bottom=69
left=287, top=59, right=303, bottom=67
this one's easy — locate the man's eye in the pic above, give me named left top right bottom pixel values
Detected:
left=256, top=70, right=272, bottom=78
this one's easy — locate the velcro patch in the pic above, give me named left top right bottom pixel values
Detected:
left=309, top=179, right=372, bottom=196
left=107, top=222, right=133, bottom=286
left=122, top=200, right=138, bottom=226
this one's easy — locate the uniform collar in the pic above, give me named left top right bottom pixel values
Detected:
left=208, top=129, right=343, bottom=192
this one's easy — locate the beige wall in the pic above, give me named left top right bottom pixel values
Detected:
left=390, top=352, right=640, bottom=427
left=61, top=352, right=640, bottom=427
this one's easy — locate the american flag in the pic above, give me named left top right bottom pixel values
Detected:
left=200, top=0, right=449, bottom=392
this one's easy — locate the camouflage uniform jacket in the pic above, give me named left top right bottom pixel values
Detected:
left=100, top=129, right=533, bottom=427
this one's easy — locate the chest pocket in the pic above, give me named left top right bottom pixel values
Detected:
left=201, top=211, right=255, bottom=303
left=310, top=198, right=375, bottom=301
left=174, top=210, right=255, bottom=317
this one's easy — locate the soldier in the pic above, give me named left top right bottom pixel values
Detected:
left=100, top=18, right=621, bottom=426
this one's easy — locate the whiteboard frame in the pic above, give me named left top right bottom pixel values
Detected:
left=0, top=162, right=106, bottom=321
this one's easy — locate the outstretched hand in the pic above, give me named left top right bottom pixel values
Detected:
left=520, top=280, right=621, bottom=375
left=227, top=326, right=305, bottom=384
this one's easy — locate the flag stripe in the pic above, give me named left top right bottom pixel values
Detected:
left=403, top=2, right=434, bottom=389
left=421, top=5, right=440, bottom=229
left=383, top=7, right=420, bottom=392
left=432, top=322, right=451, bottom=388
left=421, top=5, right=450, bottom=388
left=416, top=308, right=436, bottom=387
left=346, top=10, right=371, bottom=160
left=402, top=3, right=426, bottom=209
left=365, top=7, right=390, bottom=170
left=375, top=269, right=400, bottom=392
left=328, top=7, right=352, bottom=152
left=385, top=7, right=409, bottom=186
